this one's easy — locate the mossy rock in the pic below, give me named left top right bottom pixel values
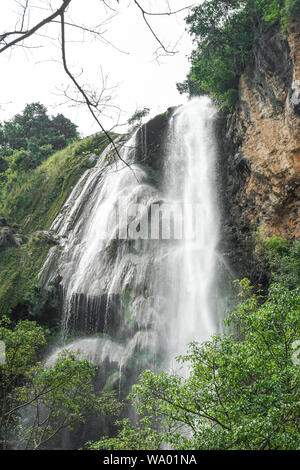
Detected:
left=29, top=231, right=57, bottom=246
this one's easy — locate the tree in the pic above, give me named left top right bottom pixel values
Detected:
left=0, top=317, right=120, bottom=450
left=177, top=0, right=298, bottom=110
left=90, top=280, right=300, bottom=450
left=51, top=113, right=78, bottom=141
left=0, top=102, right=78, bottom=153
left=0, top=102, right=79, bottom=176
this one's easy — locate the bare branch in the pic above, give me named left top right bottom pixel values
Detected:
left=0, top=0, right=188, bottom=173
left=19, top=0, right=29, bottom=32
left=60, top=10, right=137, bottom=176
left=134, top=1, right=195, bottom=17
left=0, top=0, right=72, bottom=54
left=50, top=19, right=129, bottom=54
left=133, top=0, right=176, bottom=55
left=133, top=0, right=194, bottom=55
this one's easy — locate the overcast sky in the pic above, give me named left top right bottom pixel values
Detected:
left=0, top=0, right=195, bottom=136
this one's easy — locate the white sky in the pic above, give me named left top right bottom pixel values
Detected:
left=0, top=0, right=195, bottom=136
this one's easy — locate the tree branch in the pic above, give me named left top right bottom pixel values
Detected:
left=0, top=0, right=72, bottom=54
left=60, top=10, right=136, bottom=175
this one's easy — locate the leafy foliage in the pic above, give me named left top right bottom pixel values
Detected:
left=178, top=0, right=300, bottom=110
left=285, top=0, right=300, bottom=18
left=86, top=417, right=164, bottom=450
left=264, top=238, right=300, bottom=289
left=90, top=278, right=300, bottom=450
left=0, top=133, right=111, bottom=317
left=0, top=133, right=110, bottom=233
left=0, top=235, right=54, bottom=319
left=127, top=107, right=150, bottom=133
left=0, top=102, right=78, bottom=159
left=0, top=317, right=120, bottom=450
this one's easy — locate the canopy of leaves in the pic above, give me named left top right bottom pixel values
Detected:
left=90, top=276, right=300, bottom=450
left=0, top=102, right=79, bottom=171
left=177, top=0, right=300, bottom=110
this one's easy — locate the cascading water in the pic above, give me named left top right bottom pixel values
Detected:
left=163, top=97, right=219, bottom=365
left=42, top=96, right=220, bottom=380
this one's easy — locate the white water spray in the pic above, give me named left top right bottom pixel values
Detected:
left=43, top=97, right=219, bottom=374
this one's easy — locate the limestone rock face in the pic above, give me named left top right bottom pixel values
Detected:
left=218, top=23, right=300, bottom=281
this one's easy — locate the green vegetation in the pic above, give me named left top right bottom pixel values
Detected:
left=264, top=237, right=300, bottom=289
left=0, top=108, right=111, bottom=317
left=89, top=241, right=300, bottom=450
left=0, top=102, right=78, bottom=166
left=0, top=317, right=120, bottom=450
left=0, top=132, right=110, bottom=233
left=178, top=0, right=300, bottom=110
left=87, top=417, right=163, bottom=450
left=285, top=0, right=300, bottom=19
left=127, top=107, right=150, bottom=133
left=0, top=236, right=54, bottom=318
left=0, top=103, right=79, bottom=202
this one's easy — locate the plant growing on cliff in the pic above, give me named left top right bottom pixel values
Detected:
left=0, top=317, right=120, bottom=450
left=177, top=0, right=297, bottom=110
left=89, top=280, right=300, bottom=450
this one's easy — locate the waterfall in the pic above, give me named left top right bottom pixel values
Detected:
left=163, top=97, right=218, bottom=364
left=42, top=97, right=219, bottom=379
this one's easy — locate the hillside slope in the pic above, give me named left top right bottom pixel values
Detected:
left=0, top=133, right=111, bottom=322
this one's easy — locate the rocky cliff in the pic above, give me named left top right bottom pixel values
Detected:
left=218, top=21, right=300, bottom=284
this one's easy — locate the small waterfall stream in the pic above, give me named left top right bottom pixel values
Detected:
left=42, top=97, right=220, bottom=380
